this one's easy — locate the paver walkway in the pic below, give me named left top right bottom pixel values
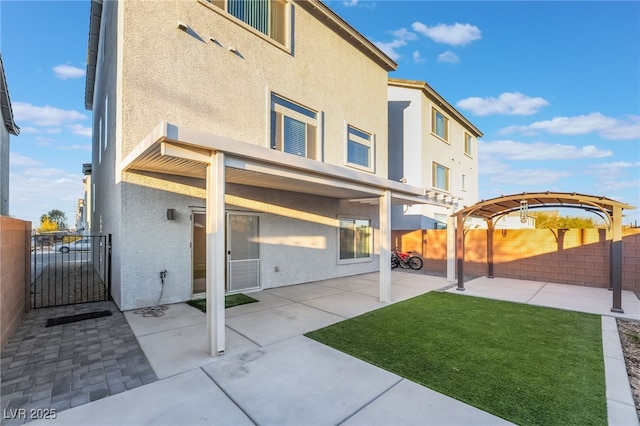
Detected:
left=0, top=301, right=156, bottom=425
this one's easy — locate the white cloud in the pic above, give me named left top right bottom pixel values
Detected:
left=9, top=168, right=83, bottom=225
left=53, top=64, right=86, bottom=80
left=13, top=102, right=87, bottom=127
left=437, top=51, right=459, bottom=63
left=57, top=144, right=92, bottom=151
left=499, top=112, right=631, bottom=139
left=412, top=50, right=426, bottom=64
left=480, top=159, right=571, bottom=185
left=69, top=124, right=92, bottom=137
left=373, top=39, right=406, bottom=61
left=457, top=92, right=549, bottom=116
left=602, top=180, right=640, bottom=191
left=412, top=22, right=481, bottom=46
left=9, top=153, right=41, bottom=167
left=599, top=115, right=640, bottom=140
left=19, top=126, right=40, bottom=134
left=392, top=28, right=417, bottom=41
left=343, top=0, right=359, bottom=6
left=479, top=140, right=612, bottom=160
left=35, top=137, right=55, bottom=146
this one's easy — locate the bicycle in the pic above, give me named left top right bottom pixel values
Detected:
left=391, top=248, right=423, bottom=270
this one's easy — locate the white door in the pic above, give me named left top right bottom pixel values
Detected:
left=227, top=213, right=260, bottom=293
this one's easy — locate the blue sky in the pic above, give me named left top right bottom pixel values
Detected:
left=2, top=0, right=639, bottom=227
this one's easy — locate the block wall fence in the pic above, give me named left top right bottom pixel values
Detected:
left=0, top=216, right=31, bottom=350
left=391, top=228, right=640, bottom=294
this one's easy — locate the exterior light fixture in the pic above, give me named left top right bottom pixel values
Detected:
left=519, top=200, right=528, bottom=223
left=167, top=209, right=177, bottom=220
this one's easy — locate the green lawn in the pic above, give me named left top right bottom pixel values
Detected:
left=187, top=293, right=258, bottom=312
left=306, top=292, right=606, bottom=426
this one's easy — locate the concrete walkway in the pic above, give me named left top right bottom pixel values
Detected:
left=26, top=272, right=640, bottom=425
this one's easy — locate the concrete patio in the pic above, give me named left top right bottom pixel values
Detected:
left=27, top=271, right=640, bottom=426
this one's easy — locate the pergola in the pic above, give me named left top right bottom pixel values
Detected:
left=453, top=192, right=635, bottom=313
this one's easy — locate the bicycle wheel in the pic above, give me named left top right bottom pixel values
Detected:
left=409, top=256, right=423, bottom=270
left=391, top=255, right=399, bottom=269
left=399, top=257, right=411, bottom=269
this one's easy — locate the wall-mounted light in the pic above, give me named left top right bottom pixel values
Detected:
left=167, top=209, right=177, bottom=221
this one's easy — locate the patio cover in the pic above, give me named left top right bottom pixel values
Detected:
left=122, top=122, right=454, bottom=355
left=453, top=192, right=636, bottom=313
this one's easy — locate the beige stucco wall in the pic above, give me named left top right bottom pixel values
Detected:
left=0, top=216, right=30, bottom=350
left=90, top=0, right=393, bottom=309
left=388, top=84, right=479, bottom=230
left=119, top=0, right=390, bottom=175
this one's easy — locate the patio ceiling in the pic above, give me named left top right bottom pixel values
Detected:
left=122, top=122, right=453, bottom=206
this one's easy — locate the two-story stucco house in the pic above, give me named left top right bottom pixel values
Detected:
left=0, top=54, right=20, bottom=216
left=388, top=78, right=483, bottom=231
left=85, top=0, right=450, bottom=354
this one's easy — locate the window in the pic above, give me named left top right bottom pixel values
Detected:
left=464, top=133, right=472, bottom=156
left=271, top=94, right=318, bottom=159
left=347, top=126, right=373, bottom=171
left=462, top=174, right=466, bottom=190
left=432, top=162, right=449, bottom=191
left=432, top=108, right=449, bottom=142
left=339, top=219, right=371, bottom=261
left=209, top=0, right=287, bottom=45
left=434, top=213, right=448, bottom=230
left=98, top=117, right=102, bottom=164
left=104, top=96, right=109, bottom=150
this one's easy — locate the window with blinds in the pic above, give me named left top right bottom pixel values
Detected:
left=208, top=0, right=287, bottom=45
left=271, top=94, right=318, bottom=159
left=347, top=126, right=373, bottom=171
left=432, top=162, right=450, bottom=191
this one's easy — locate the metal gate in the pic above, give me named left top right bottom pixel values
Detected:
left=31, top=234, right=111, bottom=309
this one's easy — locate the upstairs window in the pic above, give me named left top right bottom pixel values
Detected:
left=432, top=162, right=450, bottom=191
left=464, top=133, right=473, bottom=156
left=432, top=108, right=449, bottom=142
left=347, top=126, right=373, bottom=171
left=209, top=0, right=287, bottom=45
left=271, top=94, right=318, bottom=159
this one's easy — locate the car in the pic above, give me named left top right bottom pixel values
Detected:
left=57, top=239, right=91, bottom=253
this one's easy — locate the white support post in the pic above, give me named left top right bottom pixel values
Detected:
left=206, top=151, right=226, bottom=356
left=446, top=207, right=455, bottom=283
left=380, top=190, right=392, bottom=302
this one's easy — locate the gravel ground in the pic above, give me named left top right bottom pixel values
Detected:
left=618, top=318, right=640, bottom=417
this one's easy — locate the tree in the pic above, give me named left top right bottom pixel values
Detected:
left=532, top=212, right=600, bottom=229
left=39, top=209, right=68, bottom=231
left=38, top=217, right=58, bottom=233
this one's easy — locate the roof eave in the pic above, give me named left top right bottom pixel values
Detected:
left=389, top=77, right=483, bottom=138
left=295, top=0, right=397, bottom=72
left=0, top=54, right=20, bottom=136
left=84, top=0, right=103, bottom=111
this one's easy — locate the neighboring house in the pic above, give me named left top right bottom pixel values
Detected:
left=388, top=78, right=482, bottom=230
left=0, top=54, right=20, bottom=216
left=77, top=163, right=92, bottom=234
left=85, top=0, right=450, bottom=354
